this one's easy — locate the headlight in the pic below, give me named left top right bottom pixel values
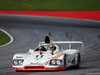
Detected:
left=13, top=59, right=24, bottom=66
left=50, top=59, right=62, bottom=65
left=56, top=60, right=61, bottom=65
left=18, top=60, right=23, bottom=65
left=13, top=60, right=18, bottom=65
left=51, top=60, right=56, bottom=64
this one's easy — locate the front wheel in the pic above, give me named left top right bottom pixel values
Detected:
left=16, top=70, right=23, bottom=72
left=64, top=55, right=66, bottom=70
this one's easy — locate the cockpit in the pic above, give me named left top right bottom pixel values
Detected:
left=35, top=44, right=61, bottom=52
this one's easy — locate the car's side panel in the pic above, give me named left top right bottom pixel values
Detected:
left=63, top=50, right=82, bottom=68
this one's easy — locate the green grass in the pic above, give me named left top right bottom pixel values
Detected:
left=0, top=30, right=11, bottom=45
left=0, top=0, right=100, bottom=10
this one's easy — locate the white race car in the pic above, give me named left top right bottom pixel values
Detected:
left=12, top=36, right=84, bottom=71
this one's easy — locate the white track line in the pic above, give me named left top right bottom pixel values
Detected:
left=0, top=28, right=14, bottom=47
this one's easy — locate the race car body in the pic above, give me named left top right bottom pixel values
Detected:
left=12, top=36, right=84, bottom=71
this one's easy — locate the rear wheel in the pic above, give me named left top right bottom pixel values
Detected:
left=75, top=53, right=81, bottom=69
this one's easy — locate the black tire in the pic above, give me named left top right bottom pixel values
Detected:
left=64, top=55, right=66, bottom=70
left=16, top=70, right=19, bottom=72
left=74, top=53, right=81, bottom=69
left=16, top=70, right=22, bottom=72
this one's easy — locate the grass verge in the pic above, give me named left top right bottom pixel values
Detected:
left=0, top=0, right=100, bottom=10
left=0, top=30, right=10, bottom=45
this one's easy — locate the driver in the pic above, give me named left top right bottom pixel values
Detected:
left=38, top=46, right=44, bottom=54
left=49, top=44, right=56, bottom=54
left=49, top=44, right=56, bottom=51
left=38, top=46, right=43, bottom=51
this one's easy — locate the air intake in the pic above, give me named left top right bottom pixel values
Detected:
left=25, top=66, right=44, bottom=69
left=45, top=36, right=50, bottom=43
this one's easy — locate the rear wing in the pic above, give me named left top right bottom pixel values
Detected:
left=53, top=41, right=83, bottom=44
left=53, top=41, right=84, bottom=52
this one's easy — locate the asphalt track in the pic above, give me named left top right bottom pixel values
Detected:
left=0, top=14, right=100, bottom=75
